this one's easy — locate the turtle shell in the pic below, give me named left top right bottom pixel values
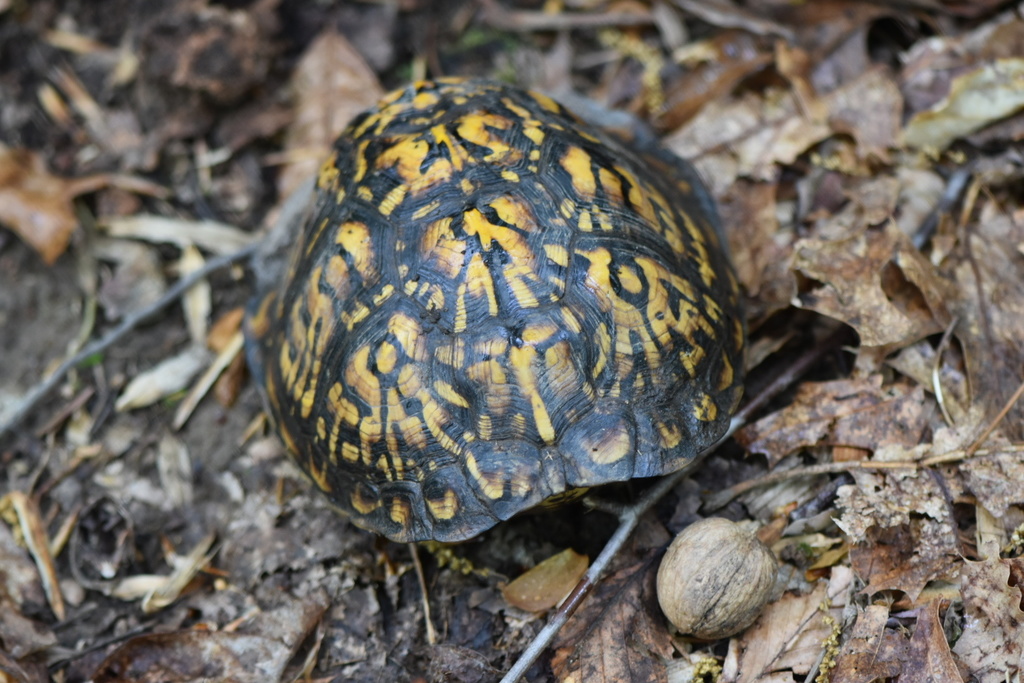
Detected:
left=244, top=78, right=745, bottom=542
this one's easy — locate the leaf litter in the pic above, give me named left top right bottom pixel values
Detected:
left=1, top=1, right=1024, bottom=682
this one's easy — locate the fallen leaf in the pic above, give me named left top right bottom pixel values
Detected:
left=793, top=222, right=951, bottom=349
left=550, top=557, right=672, bottom=683
left=951, top=557, right=1024, bottom=682
left=732, top=565, right=852, bottom=683
left=102, top=215, right=256, bottom=255
left=115, top=346, right=211, bottom=412
left=736, top=377, right=929, bottom=466
left=829, top=604, right=904, bottom=683
left=277, top=30, right=383, bottom=200
left=502, top=548, right=589, bottom=613
left=0, top=145, right=107, bottom=264
left=903, top=58, right=1024, bottom=150
left=901, top=599, right=964, bottom=683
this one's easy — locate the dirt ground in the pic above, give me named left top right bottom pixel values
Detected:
left=2, top=1, right=1024, bottom=682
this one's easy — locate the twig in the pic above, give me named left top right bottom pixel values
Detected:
left=0, top=242, right=259, bottom=441
left=499, top=327, right=846, bottom=682
left=410, top=542, right=438, bottom=645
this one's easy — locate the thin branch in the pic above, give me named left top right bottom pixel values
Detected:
left=0, top=243, right=259, bottom=440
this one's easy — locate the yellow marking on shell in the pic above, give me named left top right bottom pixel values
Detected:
left=379, top=184, right=407, bottom=216
left=336, top=222, right=376, bottom=280
left=577, top=211, right=593, bottom=232
left=434, top=340, right=466, bottom=367
left=306, top=456, right=331, bottom=493
left=457, top=113, right=513, bottom=161
left=502, top=169, right=519, bottom=183
left=524, top=126, right=545, bottom=145
left=561, top=146, right=596, bottom=197
left=342, top=442, right=360, bottom=463
left=435, top=380, right=469, bottom=408
left=420, top=395, right=461, bottom=455
left=357, top=186, right=373, bottom=202
left=529, top=90, right=561, bottom=113
left=345, top=346, right=381, bottom=415
left=521, top=320, right=559, bottom=346
left=544, top=244, right=569, bottom=266
left=693, top=393, right=718, bottom=422
left=342, top=302, right=371, bottom=331
left=506, top=266, right=540, bottom=309
left=325, top=255, right=351, bottom=299
left=461, top=178, right=475, bottom=194
left=590, top=424, right=633, bottom=465
left=454, top=283, right=468, bottom=333
left=560, top=307, right=582, bottom=334
left=617, top=264, right=644, bottom=294
left=477, top=414, right=492, bottom=440
left=412, top=90, right=440, bottom=109
left=465, top=453, right=505, bottom=500
left=372, top=284, right=395, bottom=306
left=316, top=416, right=326, bottom=441
left=680, top=345, right=707, bottom=378
left=717, top=355, right=735, bottom=392
left=353, top=141, right=370, bottom=181
left=656, top=421, right=682, bottom=449
left=427, top=489, right=460, bottom=520
left=598, top=167, right=623, bottom=205
left=351, top=485, right=380, bottom=514
left=317, top=155, right=340, bottom=190
left=431, top=124, right=466, bottom=171
left=593, top=323, right=610, bottom=378
left=529, top=150, right=541, bottom=162
left=560, top=198, right=575, bottom=219
left=681, top=213, right=717, bottom=285
left=413, top=200, right=441, bottom=219
left=335, top=187, right=346, bottom=204
left=377, top=136, right=430, bottom=183
left=509, top=345, right=556, bottom=443
left=376, top=342, right=398, bottom=374
left=389, top=498, right=411, bottom=526
left=466, top=253, right=499, bottom=316
left=389, top=313, right=426, bottom=361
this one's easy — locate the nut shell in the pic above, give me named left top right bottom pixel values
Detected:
left=656, top=517, right=778, bottom=639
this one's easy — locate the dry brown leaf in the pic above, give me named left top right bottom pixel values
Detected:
left=0, top=145, right=107, bottom=264
left=91, top=593, right=329, bottom=683
left=961, top=450, right=1024, bottom=519
left=903, top=58, right=1024, bottom=150
left=829, top=604, right=904, bottom=683
left=736, top=377, right=929, bottom=466
left=793, top=222, right=951, bottom=349
left=901, top=599, right=964, bottom=683
left=277, top=30, right=383, bottom=200
left=824, top=67, right=902, bottom=164
left=951, top=557, right=1024, bottom=681
left=731, top=565, right=852, bottom=683
left=947, top=206, right=1024, bottom=441
left=502, top=548, right=589, bottom=613
left=550, top=557, right=671, bottom=683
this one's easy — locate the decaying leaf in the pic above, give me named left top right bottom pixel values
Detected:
left=731, top=566, right=852, bottom=683
left=502, top=548, right=588, bottom=613
left=91, top=593, right=329, bottom=683
left=951, top=557, right=1024, bottom=682
left=736, top=377, right=929, bottom=466
left=276, top=30, right=384, bottom=200
left=902, top=58, right=1024, bottom=149
left=0, top=145, right=107, bottom=264
left=550, top=558, right=672, bottom=683
left=793, top=222, right=951, bottom=349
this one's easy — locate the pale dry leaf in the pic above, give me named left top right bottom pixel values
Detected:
left=277, top=30, right=383, bottom=200
left=903, top=58, right=1024, bottom=150
left=115, top=345, right=210, bottom=412
left=951, top=557, right=1024, bottom=682
left=102, top=215, right=256, bottom=255
left=179, top=245, right=210, bottom=345
left=731, top=565, right=852, bottom=683
left=93, top=238, right=167, bottom=320
left=828, top=604, right=903, bottom=682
